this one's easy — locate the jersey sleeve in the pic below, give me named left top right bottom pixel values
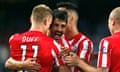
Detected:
left=97, top=39, right=111, bottom=68
left=78, top=39, right=93, bottom=62
left=9, top=34, right=21, bottom=59
left=9, top=33, right=19, bottom=44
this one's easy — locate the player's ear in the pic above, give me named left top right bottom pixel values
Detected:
left=44, top=16, right=51, bottom=26
left=30, top=15, right=33, bottom=24
left=69, top=16, right=74, bottom=23
left=43, top=18, right=47, bottom=26
left=112, top=18, right=115, bottom=26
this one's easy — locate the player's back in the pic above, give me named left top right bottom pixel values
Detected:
left=9, top=30, right=54, bottom=72
left=106, top=32, right=120, bottom=72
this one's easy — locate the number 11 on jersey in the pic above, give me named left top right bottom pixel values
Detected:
left=17, top=45, right=39, bottom=72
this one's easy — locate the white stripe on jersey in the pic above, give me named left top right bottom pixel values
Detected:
left=97, top=40, right=102, bottom=67
left=80, top=40, right=89, bottom=59
left=53, top=40, right=61, bottom=52
left=72, top=36, right=85, bottom=52
left=102, top=40, right=109, bottom=67
left=51, top=49, right=60, bottom=66
left=61, top=37, right=69, bottom=48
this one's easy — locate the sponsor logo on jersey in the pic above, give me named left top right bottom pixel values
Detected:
left=102, top=47, right=107, bottom=54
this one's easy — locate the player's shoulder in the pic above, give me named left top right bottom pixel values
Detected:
left=9, top=33, right=20, bottom=41
left=79, top=32, right=92, bottom=42
left=101, top=36, right=113, bottom=41
left=99, top=36, right=113, bottom=44
left=43, top=35, right=54, bottom=42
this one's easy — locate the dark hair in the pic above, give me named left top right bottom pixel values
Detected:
left=49, top=9, right=68, bottom=29
left=56, top=1, right=79, bottom=15
left=53, top=9, right=68, bottom=23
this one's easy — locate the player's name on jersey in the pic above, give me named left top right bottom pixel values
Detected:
left=22, top=36, right=39, bottom=42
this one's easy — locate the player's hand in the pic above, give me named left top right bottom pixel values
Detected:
left=22, top=58, right=41, bottom=71
left=63, top=52, right=80, bottom=66
left=59, top=47, right=70, bottom=57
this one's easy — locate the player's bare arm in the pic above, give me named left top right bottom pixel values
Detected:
left=5, top=57, right=41, bottom=71
left=63, top=52, right=109, bottom=72
left=97, top=68, right=109, bottom=72
left=76, top=60, right=109, bottom=72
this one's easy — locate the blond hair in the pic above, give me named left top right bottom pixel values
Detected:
left=110, top=7, right=120, bottom=24
left=31, top=4, right=52, bottom=23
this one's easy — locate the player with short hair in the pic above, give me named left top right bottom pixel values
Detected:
left=5, top=7, right=69, bottom=72
left=57, top=2, right=93, bottom=72
left=64, top=7, right=120, bottom=72
left=49, top=9, right=69, bottom=72
left=5, top=4, right=58, bottom=72
left=49, top=9, right=68, bottom=42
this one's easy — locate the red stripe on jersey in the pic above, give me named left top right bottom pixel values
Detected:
left=84, top=40, right=93, bottom=63
left=52, top=40, right=65, bottom=66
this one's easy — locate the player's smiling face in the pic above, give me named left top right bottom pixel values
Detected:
left=50, top=18, right=67, bottom=41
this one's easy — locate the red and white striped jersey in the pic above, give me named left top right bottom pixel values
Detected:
left=59, top=33, right=93, bottom=72
left=97, top=32, right=120, bottom=72
left=52, top=40, right=64, bottom=66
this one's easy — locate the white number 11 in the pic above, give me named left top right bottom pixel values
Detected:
left=17, top=45, right=38, bottom=72
left=21, top=45, right=38, bottom=61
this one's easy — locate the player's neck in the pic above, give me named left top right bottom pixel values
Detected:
left=113, top=30, right=120, bottom=34
left=112, top=25, right=120, bottom=34
left=30, top=24, right=46, bottom=34
left=65, top=27, right=79, bottom=38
